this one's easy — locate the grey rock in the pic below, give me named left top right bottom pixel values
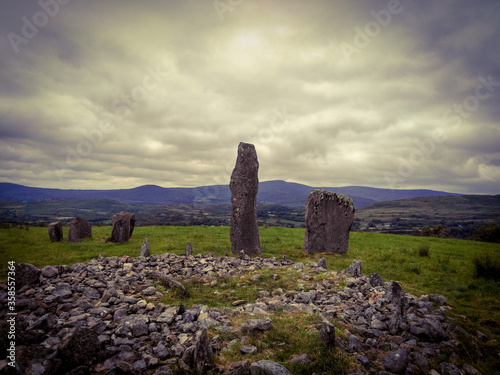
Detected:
left=230, top=142, right=261, bottom=255
left=303, top=189, right=355, bottom=254
left=119, top=314, right=149, bottom=337
left=241, top=318, right=272, bottom=332
left=345, top=260, right=363, bottom=277
left=317, top=257, right=327, bottom=269
left=357, top=354, right=371, bottom=369
left=140, top=238, right=149, bottom=257
left=194, top=328, right=213, bottom=375
left=290, top=354, right=312, bottom=364
left=50, top=282, right=72, bottom=298
left=240, top=345, right=258, bottom=355
left=67, top=217, right=92, bottom=243
left=108, top=211, right=135, bottom=243
left=439, top=362, right=463, bottom=375
left=369, top=272, right=384, bottom=287
left=41, top=265, right=59, bottom=278
left=348, top=335, right=365, bottom=352
left=15, top=262, right=41, bottom=289
left=57, top=327, right=100, bottom=373
left=319, top=320, right=336, bottom=346
left=142, top=286, right=156, bottom=296
left=48, top=221, right=63, bottom=242
left=250, top=360, right=292, bottom=375
left=380, top=349, right=408, bottom=374
left=186, top=242, right=193, bottom=256
left=463, top=364, right=481, bottom=375
left=224, top=360, right=251, bottom=375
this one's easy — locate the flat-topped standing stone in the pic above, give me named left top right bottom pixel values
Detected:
left=303, top=189, right=355, bottom=254
left=48, top=221, right=63, bottom=242
left=230, top=142, right=261, bottom=255
left=108, top=212, right=135, bottom=243
left=67, top=217, right=92, bottom=243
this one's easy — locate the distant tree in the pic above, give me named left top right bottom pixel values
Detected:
left=473, top=223, right=500, bottom=243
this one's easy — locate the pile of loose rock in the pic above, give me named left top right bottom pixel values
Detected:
left=0, top=253, right=486, bottom=375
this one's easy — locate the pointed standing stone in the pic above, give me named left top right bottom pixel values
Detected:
left=303, top=189, right=355, bottom=254
left=230, top=142, right=261, bottom=255
left=140, top=238, right=149, bottom=257
left=186, top=242, right=193, bottom=256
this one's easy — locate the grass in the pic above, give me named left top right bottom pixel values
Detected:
left=1, top=226, right=499, bottom=373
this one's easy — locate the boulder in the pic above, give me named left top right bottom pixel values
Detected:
left=380, top=349, right=408, bottom=374
left=319, top=320, right=336, bottom=346
left=230, top=142, right=261, bottom=255
left=108, top=212, right=135, bottom=243
left=48, top=221, right=63, bottom=242
left=67, top=217, right=92, bottom=243
left=303, top=190, right=355, bottom=254
left=56, top=327, right=100, bottom=374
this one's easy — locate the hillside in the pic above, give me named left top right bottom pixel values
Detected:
left=0, top=180, right=461, bottom=208
left=356, top=194, right=500, bottom=237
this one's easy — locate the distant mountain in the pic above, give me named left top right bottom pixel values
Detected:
left=0, top=180, right=462, bottom=208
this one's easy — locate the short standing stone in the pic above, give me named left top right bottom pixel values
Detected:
left=345, top=260, right=363, bottom=277
left=194, top=328, right=213, bottom=375
left=108, top=212, right=135, bottom=243
left=186, top=242, right=193, bottom=256
left=303, top=190, right=355, bottom=254
left=67, top=217, right=92, bottom=243
left=140, top=238, right=149, bottom=257
left=48, top=221, right=63, bottom=242
left=230, top=142, right=261, bottom=255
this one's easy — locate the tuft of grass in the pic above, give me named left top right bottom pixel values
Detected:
left=472, top=254, right=500, bottom=282
left=417, top=244, right=431, bottom=257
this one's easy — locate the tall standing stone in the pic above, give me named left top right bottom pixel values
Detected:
left=67, top=217, right=92, bottom=243
left=48, top=221, right=63, bottom=242
left=230, top=142, right=260, bottom=255
left=303, top=189, right=355, bottom=254
left=108, top=212, right=135, bottom=243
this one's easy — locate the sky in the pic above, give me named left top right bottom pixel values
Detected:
left=0, top=0, right=499, bottom=195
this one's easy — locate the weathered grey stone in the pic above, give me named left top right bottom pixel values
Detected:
left=194, top=328, right=213, bottom=375
left=224, top=360, right=251, bottom=375
left=67, top=217, right=92, bottom=243
left=15, top=262, right=41, bottom=289
left=140, top=238, right=149, bottom=257
left=108, top=211, right=135, bottom=243
left=303, top=189, right=355, bottom=254
left=230, top=142, right=261, bottom=255
left=369, top=272, right=384, bottom=287
left=380, top=349, right=408, bottom=374
left=57, top=327, right=100, bottom=373
left=317, top=257, right=327, bottom=269
left=319, top=320, right=336, bottom=346
left=119, top=314, right=149, bottom=337
left=186, top=242, right=193, bottom=256
left=345, top=260, right=363, bottom=277
left=241, top=318, right=272, bottom=332
left=290, top=354, right=312, bottom=364
left=250, top=360, right=292, bottom=375
left=240, top=345, right=258, bottom=355
left=48, top=221, right=63, bottom=242
left=439, top=362, right=463, bottom=375
left=41, top=265, right=59, bottom=278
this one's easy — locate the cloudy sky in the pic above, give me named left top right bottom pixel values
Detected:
left=1, top=0, right=499, bottom=194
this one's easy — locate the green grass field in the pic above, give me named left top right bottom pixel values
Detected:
left=1, top=226, right=499, bottom=372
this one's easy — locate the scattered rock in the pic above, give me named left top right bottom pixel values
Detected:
left=345, top=260, right=363, bottom=277
left=380, top=349, right=408, bottom=374
left=15, top=262, right=41, bottom=289
left=303, top=189, right=355, bottom=254
left=230, top=142, right=261, bottom=255
left=241, top=318, right=272, bottom=332
left=319, top=320, right=336, bottom=346
left=240, top=345, right=258, bottom=355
